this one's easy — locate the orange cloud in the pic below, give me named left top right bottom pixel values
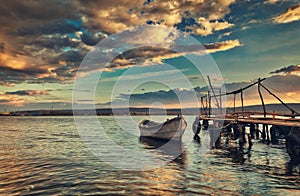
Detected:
left=273, top=4, right=300, bottom=24
left=0, top=94, right=25, bottom=107
left=204, top=39, right=242, bottom=53
left=0, top=53, right=27, bottom=70
left=0, top=52, right=57, bottom=78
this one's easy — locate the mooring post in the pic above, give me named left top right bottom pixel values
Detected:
left=237, top=123, right=247, bottom=148
left=261, top=124, right=266, bottom=142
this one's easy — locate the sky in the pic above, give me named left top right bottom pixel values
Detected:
left=0, top=0, right=300, bottom=111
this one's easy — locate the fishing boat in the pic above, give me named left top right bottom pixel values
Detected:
left=138, top=116, right=187, bottom=140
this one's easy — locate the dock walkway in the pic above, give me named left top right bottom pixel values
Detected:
left=201, top=115, right=300, bottom=127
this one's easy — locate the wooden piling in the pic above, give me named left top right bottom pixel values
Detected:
left=258, top=78, right=267, bottom=118
left=266, top=125, right=270, bottom=145
left=241, top=90, right=244, bottom=117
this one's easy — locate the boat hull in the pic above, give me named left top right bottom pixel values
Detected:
left=138, top=116, right=187, bottom=140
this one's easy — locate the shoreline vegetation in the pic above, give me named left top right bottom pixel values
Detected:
left=1, top=103, right=299, bottom=116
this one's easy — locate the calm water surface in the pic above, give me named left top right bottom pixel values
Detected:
left=0, top=116, right=299, bottom=195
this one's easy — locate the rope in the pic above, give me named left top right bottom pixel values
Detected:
left=227, top=96, right=234, bottom=108
left=244, top=90, right=259, bottom=107
left=263, top=84, right=300, bottom=103
left=260, top=83, right=300, bottom=115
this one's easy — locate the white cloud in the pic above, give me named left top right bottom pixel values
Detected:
left=118, top=25, right=180, bottom=46
left=195, top=19, right=234, bottom=36
left=265, top=0, right=281, bottom=4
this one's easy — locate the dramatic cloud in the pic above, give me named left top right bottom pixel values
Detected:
left=0, top=1, right=87, bottom=86
left=107, top=47, right=176, bottom=69
left=273, top=4, right=300, bottom=23
left=77, top=0, right=236, bottom=35
left=0, top=36, right=88, bottom=85
left=270, top=64, right=300, bottom=75
left=0, top=0, right=238, bottom=86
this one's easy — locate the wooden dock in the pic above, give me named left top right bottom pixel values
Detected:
left=201, top=77, right=300, bottom=128
left=195, top=77, right=300, bottom=170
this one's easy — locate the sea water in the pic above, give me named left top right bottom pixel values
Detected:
left=0, top=116, right=299, bottom=195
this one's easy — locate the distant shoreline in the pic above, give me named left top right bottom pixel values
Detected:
left=1, top=103, right=299, bottom=116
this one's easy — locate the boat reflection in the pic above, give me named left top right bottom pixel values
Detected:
left=139, top=136, right=186, bottom=166
left=286, top=127, right=300, bottom=174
